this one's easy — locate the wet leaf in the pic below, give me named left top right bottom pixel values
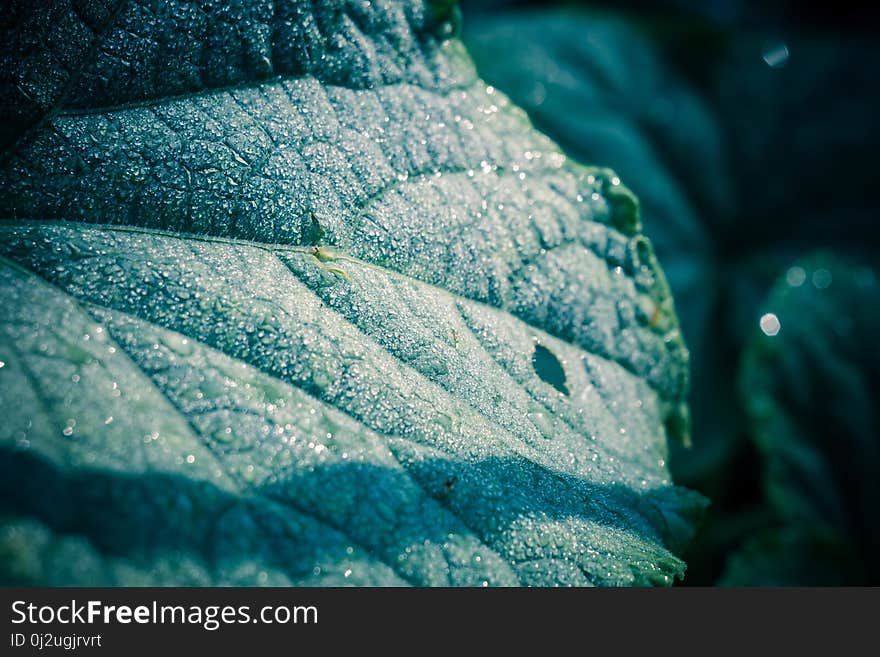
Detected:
left=0, top=0, right=703, bottom=586
left=462, top=8, right=738, bottom=484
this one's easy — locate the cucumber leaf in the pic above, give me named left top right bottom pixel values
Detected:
left=462, top=6, right=739, bottom=495
left=0, top=0, right=703, bottom=586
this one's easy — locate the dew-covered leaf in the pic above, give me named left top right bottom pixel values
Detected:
left=0, top=0, right=703, bottom=586
left=461, top=8, right=741, bottom=487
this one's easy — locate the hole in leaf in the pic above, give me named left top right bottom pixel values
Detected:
left=532, top=344, right=569, bottom=396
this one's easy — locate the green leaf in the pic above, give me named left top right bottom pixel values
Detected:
left=719, top=527, right=855, bottom=587
left=0, top=0, right=703, bottom=586
left=723, top=254, right=880, bottom=585
left=462, top=8, right=742, bottom=485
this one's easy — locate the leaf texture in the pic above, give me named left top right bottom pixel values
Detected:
left=0, top=0, right=703, bottom=586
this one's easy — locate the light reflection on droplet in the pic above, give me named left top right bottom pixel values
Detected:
left=812, top=268, right=832, bottom=289
left=529, top=82, right=546, bottom=106
left=760, top=313, right=781, bottom=336
left=762, top=40, right=790, bottom=68
left=786, top=266, right=806, bottom=287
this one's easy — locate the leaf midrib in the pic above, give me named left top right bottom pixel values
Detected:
left=0, top=219, right=674, bottom=406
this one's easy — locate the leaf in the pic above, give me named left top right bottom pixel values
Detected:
left=722, top=254, right=880, bottom=585
left=719, top=527, right=855, bottom=587
left=461, top=8, right=744, bottom=487
left=0, top=0, right=704, bottom=585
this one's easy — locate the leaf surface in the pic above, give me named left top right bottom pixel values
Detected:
left=0, top=0, right=702, bottom=585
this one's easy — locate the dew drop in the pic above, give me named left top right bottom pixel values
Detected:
left=760, top=313, right=781, bottom=336
left=812, top=268, right=832, bottom=289
left=786, top=266, right=806, bottom=287
left=762, top=40, right=790, bottom=68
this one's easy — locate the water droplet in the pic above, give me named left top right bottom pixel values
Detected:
left=214, top=427, right=235, bottom=443
left=812, top=268, right=832, bottom=289
left=760, top=313, right=781, bottom=336
left=762, top=40, right=790, bottom=68
left=786, top=266, right=806, bottom=287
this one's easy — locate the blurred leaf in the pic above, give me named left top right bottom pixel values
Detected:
left=720, top=526, right=855, bottom=586
left=724, top=254, right=880, bottom=584
left=709, top=34, right=880, bottom=252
